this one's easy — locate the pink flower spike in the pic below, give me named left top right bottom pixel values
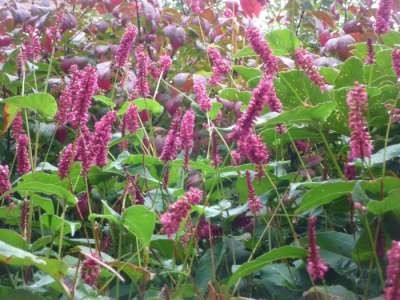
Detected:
left=346, top=83, right=373, bottom=161
left=245, top=171, right=263, bottom=214
left=193, top=78, right=211, bottom=112
left=0, top=165, right=12, bottom=199
left=306, top=216, right=328, bottom=282
left=208, top=47, right=231, bottom=85
left=385, top=241, right=400, bottom=300
left=180, top=109, right=195, bottom=169
left=58, top=143, right=77, bottom=179
left=392, top=48, right=400, bottom=80
left=11, top=112, right=24, bottom=140
left=246, top=26, right=278, bottom=75
left=375, top=0, right=393, bottom=34
left=91, top=111, right=117, bottom=167
left=16, top=134, right=31, bottom=175
left=294, top=49, right=328, bottom=91
left=115, top=25, right=137, bottom=68
left=123, top=104, right=139, bottom=134
left=134, top=45, right=150, bottom=97
left=160, top=111, right=182, bottom=162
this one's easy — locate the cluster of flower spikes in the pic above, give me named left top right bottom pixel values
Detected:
left=245, top=171, right=263, bottom=214
left=55, top=64, right=98, bottom=129
left=294, top=48, right=328, bottom=91
left=160, top=187, right=203, bottom=237
left=81, top=254, right=101, bottom=286
left=196, top=217, right=222, bottom=240
left=365, top=39, right=375, bottom=65
left=346, top=83, right=373, bottom=161
left=375, top=0, right=393, bottom=34
left=392, top=48, right=400, bottom=80
left=180, top=109, right=196, bottom=169
left=10, top=113, right=31, bottom=176
left=306, top=216, right=329, bottom=282
left=120, top=104, right=140, bottom=150
left=385, top=240, right=400, bottom=300
left=207, top=47, right=231, bottom=85
left=58, top=111, right=117, bottom=178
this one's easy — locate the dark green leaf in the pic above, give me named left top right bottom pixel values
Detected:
left=122, top=205, right=156, bottom=247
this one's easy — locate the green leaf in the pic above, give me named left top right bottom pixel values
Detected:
left=0, top=229, right=29, bottom=250
left=370, top=143, right=400, bottom=165
left=14, top=180, right=77, bottom=206
left=274, top=70, right=326, bottom=108
left=227, top=246, right=307, bottom=288
left=0, top=241, right=67, bottom=280
left=122, top=205, right=156, bottom=247
left=31, top=195, right=54, bottom=215
left=260, top=102, right=336, bottom=128
left=218, top=88, right=251, bottom=103
left=233, top=47, right=256, bottom=59
left=266, top=29, right=301, bottom=56
left=368, top=192, right=400, bottom=215
left=1, top=93, right=57, bottom=119
left=93, top=95, right=116, bottom=108
left=89, top=200, right=121, bottom=224
left=232, top=66, right=262, bottom=81
left=296, top=181, right=356, bottom=214
left=382, top=31, right=400, bottom=46
left=209, top=102, right=222, bottom=120
left=40, top=214, right=81, bottom=235
left=335, top=57, right=364, bottom=88
left=118, top=98, right=164, bottom=116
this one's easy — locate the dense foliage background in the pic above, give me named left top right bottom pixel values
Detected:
left=1, top=0, right=400, bottom=299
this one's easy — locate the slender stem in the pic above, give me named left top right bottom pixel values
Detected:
left=318, top=127, right=345, bottom=179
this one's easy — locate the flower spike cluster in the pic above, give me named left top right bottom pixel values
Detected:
left=193, top=78, right=212, bottom=112
left=392, top=48, right=400, bottom=80
left=208, top=47, right=231, bottom=85
left=245, top=171, right=263, bottom=214
left=375, top=0, right=393, bottom=34
left=16, top=134, right=31, bottom=175
left=385, top=240, right=400, bottom=300
left=0, top=165, right=12, bottom=199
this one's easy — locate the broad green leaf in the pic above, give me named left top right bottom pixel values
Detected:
left=0, top=229, right=29, bottom=250
left=122, top=205, right=156, bottom=247
left=233, top=47, right=256, bottom=59
left=218, top=88, right=251, bottom=103
left=31, top=195, right=54, bottom=215
left=319, top=67, right=339, bottom=84
left=368, top=192, right=400, bottom=215
left=335, top=57, right=364, bottom=88
left=40, top=214, right=81, bottom=235
left=316, top=231, right=355, bottom=257
left=370, top=143, right=400, bottom=165
left=118, top=98, right=163, bottom=116
left=0, top=240, right=67, bottom=280
left=296, top=181, right=356, bottom=214
left=93, top=95, right=116, bottom=108
left=260, top=102, right=336, bottom=128
left=274, top=70, right=326, bottom=108
left=1, top=93, right=57, bottom=119
left=232, top=66, right=262, bottom=81
left=209, top=102, right=222, bottom=120
left=382, top=31, right=400, bottom=46
left=266, top=29, right=301, bottom=56
left=89, top=200, right=121, bottom=224
left=14, top=180, right=77, bottom=206
left=227, top=246, right=307, bottom=288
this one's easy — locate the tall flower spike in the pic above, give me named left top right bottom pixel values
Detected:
left=115, top=25, right=137, bottom=68
left=193, top=78, right=211, bottom=112
left=180, top=109, right=195, bottom=169
left=0, top=165, right=12, bottom=199
left=134, top=45, right=150, bottom=97
left=375, top=0, right=393, bottom=34
left=160, top=187, right=203, bottom=237
left=22, top=25, right=41, bottom=62
left=385, top=240, right=400, bottom=300
left=346, top=83, right=373, bottom=161
left=58, top=143, right=77, bottom=179
left=11, top=112, right=24, bottom=140
left=90, top=111, right=117, bottom=167
left=246, top=26, right=278, bottom=76
left=228, top=76, right=272, bottom=141
left=245, top=171, right=263, bottom=214
left=75, top=126, right=92, bottom=175
left=160, top=111, right=182, bottom=162
left=365, top=39, right=375, bottom=65
left=81, top=254, right=101, bottom=287
left=306, top=216, right=328, bottom=281
left=392, top=48, right=400, bottom=80
left=123, top=104, right=139, bottom=134
left=71, top=65, right=98, bottom=129
left=16, top=134, right=31, bottom=175
left=294, top=49, right=328, bottom=91
left=208, top=47, right=231, bottom=85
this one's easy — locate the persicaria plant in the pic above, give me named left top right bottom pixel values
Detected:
left=1, top=0, right=400, bottom=299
